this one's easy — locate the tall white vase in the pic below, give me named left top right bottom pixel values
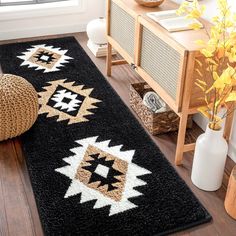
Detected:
left=191, top=125, right=228, bottom=191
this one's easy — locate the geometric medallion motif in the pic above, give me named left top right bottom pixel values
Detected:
left=38, top=80, right=101, bottom=124
left=48, top=85, right=85, bottom=117
left=55, top=136, right=151, bottom=216
left=17, top=45, right=73, bottom=73
left=76, top=145, right=128, bottom=201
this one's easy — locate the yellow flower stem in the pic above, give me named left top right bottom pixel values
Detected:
left=222, top=101, right=235, bottom=119
left=211, top=88, right=217, bottom=129
left=222, top=10, right=227, bottom=64
left=222, top=104, right=236, bottom=120
left=215, top=86, right=232, bottom=114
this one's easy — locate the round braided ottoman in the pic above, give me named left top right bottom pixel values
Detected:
left=0, top=74, right=39, bottom=141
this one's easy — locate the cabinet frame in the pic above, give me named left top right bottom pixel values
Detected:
left=106, top=0, right=234, bottom=166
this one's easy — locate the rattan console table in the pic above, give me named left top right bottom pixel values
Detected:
left=106, top=0, right=234, bottom=165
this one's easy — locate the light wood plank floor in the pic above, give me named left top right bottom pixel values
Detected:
left=0, top=32, right=236, bottom=236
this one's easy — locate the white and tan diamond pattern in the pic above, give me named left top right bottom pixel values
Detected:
left=55, top=136, right=151, bottom=216
left=38, top=79, right=101, bottom=125
left=50, top=89, right=83, bottom=113
left=17, top=44, right=73, bottom=73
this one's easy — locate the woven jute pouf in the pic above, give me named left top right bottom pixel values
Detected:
left=0, top=74, right=39, bottom=141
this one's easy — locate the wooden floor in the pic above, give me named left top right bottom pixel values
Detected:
left=0, top=32, right=236, bottom=236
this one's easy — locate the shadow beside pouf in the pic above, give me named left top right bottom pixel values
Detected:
left=0, top=74, right=38, bottom=141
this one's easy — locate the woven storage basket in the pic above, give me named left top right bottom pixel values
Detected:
left=0, top=74, right=39, bottom=141
left=130, top=82, right=192, bottom=135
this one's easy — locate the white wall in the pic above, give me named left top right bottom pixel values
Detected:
left=0, top=0, right=106, bottom=40
left=173, top=0, right=236, bottom=162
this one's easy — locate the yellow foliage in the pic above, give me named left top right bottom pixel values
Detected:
left=213, top=71, right=219, bottom=81
left=196, top=79, right=206, bottom=86
left=226, top=92, right=236, bottom=102
left=195, top=39, right=205, bottom=46
left=228, top=47, right=236, bottom=63
left=198, top=106, right=211, bottom=119
left=187, top=9, right=202, bottom=19
left=195, top=59, right=203, bottom=67
left=177, top=0, right=236, bottom=130
left=207, top=58, right=217, bottom=65
left=217, top=47, right=225, bottom=59
left=195, top=69, right=203, bottom=77
left=219, top=70, right=232, bottom=85
left=189, top=22, right=202, bottom=30
left=195, top=82, right=205, bottom=92
left=212, top=16, right=219, bottom=23
left=201, top=49, right=213, bottom=57
left=176, top=0, right=206, bottom=21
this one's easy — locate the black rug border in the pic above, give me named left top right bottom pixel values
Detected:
left=0, top=36, right=212, bottom=236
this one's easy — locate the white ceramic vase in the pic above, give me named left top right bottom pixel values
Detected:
left=191, top=125, right=228, bottom=191
left=86, top=17, right=107, bottom=45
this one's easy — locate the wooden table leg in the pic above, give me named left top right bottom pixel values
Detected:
left=174, top=53, right=195, bottom=166
left=106, top=42, right=112, bottom=76
left=175, top=113, right=189, bottom=166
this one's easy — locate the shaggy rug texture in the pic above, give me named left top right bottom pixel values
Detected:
left=0, top=37, right=211, bottom=235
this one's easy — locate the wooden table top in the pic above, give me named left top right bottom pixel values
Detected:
left=116, top=0, right=211, bottom=52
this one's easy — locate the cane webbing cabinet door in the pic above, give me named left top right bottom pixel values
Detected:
left=136, top=17, right=187, bottom=113
left=107, top=0, right=136, bottom=64
left=141, top=27, right=181, bottom=100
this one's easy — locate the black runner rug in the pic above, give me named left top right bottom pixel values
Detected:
left=0, top=37, right=211, bottom=235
